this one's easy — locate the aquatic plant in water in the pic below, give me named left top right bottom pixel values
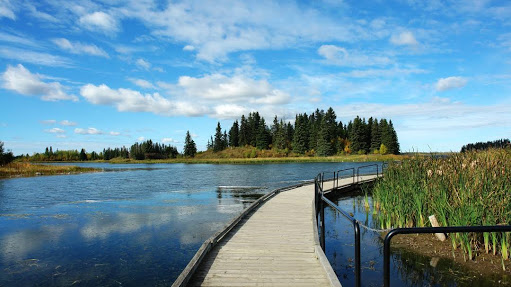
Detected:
left=372, top=148, right=511, bottom=263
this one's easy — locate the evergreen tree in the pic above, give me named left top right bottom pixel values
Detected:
left=256, top=118, right=270, bottom=149
left=370, top=118, right=381, bottom=152
left=183, top=130, right=197, bottom=157
left=229, top=120, right=240, bottom=147
left=317, top=118, right=333, bottom=156
left=292, top=113, right=309, bottom=154
left=213, top=122, right=224, bottom=152
left=239, top=115, right=248, bottom=146
left=79, top=148, right=87, bottom=161
left=387, top=120, right=400, bottom=154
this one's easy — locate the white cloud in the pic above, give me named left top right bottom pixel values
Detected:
left=128, top=77, right=155, bottom=89
left=136, top=58, right=151, bottom=70
left=137, top=136, right=145, bottom=142
left=0, top=47, right=71, bottom=67
left=161, top=137, right=178, bottom=144
left=60, top=120, right=77, bottom=126
left=2, top=64, right=78, bottom=101
left=318, top=45, right=391, bottom=67
left=390, top=31, right=419, bottom=46
left=25, top=3, right=58, bottom=22
left=119, top=1, right=390, bottom=62
left=52, top=38, right=109, bottom=58
left=79, top=11, right=118, bottom=34
left=74, top=127, right=103, bottom=135
left=0, top=32, right=38, bottom=47
left=56, top=134, right=67, bottom=138
left=40, top=119, right=56, bottom=125
left=109, top=131, right=120, bottom=136
left=176, top=74, right=290, bottom=105
left=45, top=127, right=65, bottom=134
left=435, top=76, right=468, bottom=91
left=183, top=45, right=195, bottom=51
left=0, top=0, right=15, bottom=20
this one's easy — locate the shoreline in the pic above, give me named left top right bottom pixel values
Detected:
left=23, top=154, right=406, bottom=165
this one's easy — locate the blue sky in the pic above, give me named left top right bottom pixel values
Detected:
left=1, top=0, right=510, bottom=155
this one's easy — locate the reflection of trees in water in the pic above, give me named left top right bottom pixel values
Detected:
left=215, top=187, right=265, bottom=208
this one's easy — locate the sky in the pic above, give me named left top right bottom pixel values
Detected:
left=1, top=0, right=510, bottom=155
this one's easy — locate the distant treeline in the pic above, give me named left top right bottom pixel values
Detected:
left=461, top=138, right=510, bottom=152
left=207, top=107, right=399, bottom=156
left=23, top=139, right=182, bottom=161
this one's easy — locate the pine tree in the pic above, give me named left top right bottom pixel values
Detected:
left=292, top=113, right=309, bottom=154
left=229, top=120, right=240, bottom=147
left=183, top=130, right=197, bottom=157
left=79, top=148, right=87, bottom=161
left=213, top=122, right=224, bottom=152
left=239, top=115, right=248, bottom=146
left=256, top=118, right=270, bottom=149
left=370, top=118, right=381, bottom=152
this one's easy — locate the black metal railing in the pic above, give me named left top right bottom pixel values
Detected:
left=315, top=168, right=378, bottom=287
left=383, top=226, right=511, bottom=287
left=356, top=163, right=380, bottom=182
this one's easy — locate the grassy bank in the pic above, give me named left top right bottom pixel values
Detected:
left=106, top=147, right=404, bottom=164
left=372, top=148, right=511, bottom=264
left=0, top=162, right=101, bottom=179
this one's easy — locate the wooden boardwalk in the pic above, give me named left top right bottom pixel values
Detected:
left=174, top=174, right=380, bottom=287
left=188, top=183, right=338, bottom=287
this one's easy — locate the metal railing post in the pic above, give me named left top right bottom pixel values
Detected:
left=354, top=221, right=361, bottom=287
left=320, top=188, right=326, bottom=250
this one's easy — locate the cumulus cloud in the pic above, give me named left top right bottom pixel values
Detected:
left=75, top=127, right=103, bottom=135
left=60, top=120, right=77, bottom=126
left=390, top=31, right=419, bottom=46
left=176, top=74, right=290, bottom=105
left=435, top=76, right=468, bottom=91
left=318, top=45, right=391, bottom=67
left=81, top=72, right=289, bottom=119
left=79, top=11, right=118, bottom=34
left=45, top=127, right=65, bottom=134
left=52, top=38, right=109, bottom=58
left=2, top=64, right=77, bottom=101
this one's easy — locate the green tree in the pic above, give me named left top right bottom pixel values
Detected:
left=213, top=122, right=224, bottom=152
left=79, top=148, right=87, bottom=161
left=256, top=118, right=270, bottom=149
left=370, top=118, right=381, bottom=152
left=183, top=130, right=197, bottom=157
left=0, top=141, right=14, bottom=166
left=239, top=115, right=248, bottom=146
left=292, top=113, right=309, bottom=154
left=229, top=120, right=239, bottom=147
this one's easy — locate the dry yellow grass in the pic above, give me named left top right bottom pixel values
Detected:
left=0, top=162, right=101, bottom=178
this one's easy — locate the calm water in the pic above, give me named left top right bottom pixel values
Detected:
left=324, top=194, right=511, bottom=286
left=0, top=162, right=370, bottom=286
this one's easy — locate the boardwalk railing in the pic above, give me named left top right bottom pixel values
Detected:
left=315, top=162, right=511, bottom=287
left=314, top=167, right=382, bottom=287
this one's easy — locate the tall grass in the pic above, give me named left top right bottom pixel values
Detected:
left=373, top=148, right=511, bottom=262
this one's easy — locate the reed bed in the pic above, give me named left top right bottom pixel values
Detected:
left=0, top=162, right=100, bottom=178
left=373, top=148, right=511, bottom=264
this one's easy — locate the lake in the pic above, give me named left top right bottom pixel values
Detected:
left=0, top=162, right=366, bottom=286
left=2, top=161, right=503, bottom=286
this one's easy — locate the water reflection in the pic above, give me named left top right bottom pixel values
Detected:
left=0, top=162, right=380, bottom=286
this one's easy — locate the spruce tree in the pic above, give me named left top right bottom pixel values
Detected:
left=239, top=115, right=248, bottom=146
left=213, top=122, right=224, bottom=152
left=256, top=118, right=270, bottom=149
left=229, top=120, right=239, bottom=147
left=292, top=113, right=309, bottom=154
left=317, top=118, right=333, bottom=156
left=79, top=148, right=87, bottom=161
left=183, top=130, right=197, bottom=157
left=370, top=118, right=381, bottom=152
